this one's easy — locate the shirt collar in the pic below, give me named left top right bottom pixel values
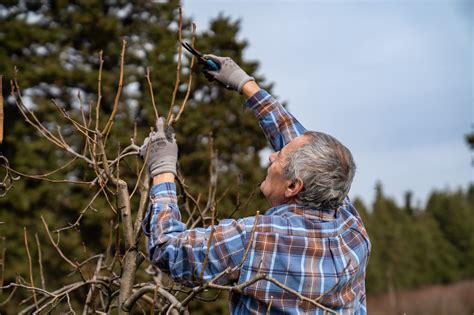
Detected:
left=265, top=203, right=337, bottom=221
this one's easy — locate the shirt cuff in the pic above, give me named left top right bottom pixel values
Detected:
left=244, top=89, right=272, bottom=117
left=150, top=182, right=178, bottom=205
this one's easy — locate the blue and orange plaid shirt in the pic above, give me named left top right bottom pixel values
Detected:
left=143, top=89, right=371, bottom=314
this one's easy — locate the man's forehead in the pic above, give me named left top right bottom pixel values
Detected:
left=283, top=134, right=309, bottom=153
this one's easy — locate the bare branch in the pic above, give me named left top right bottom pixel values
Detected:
left=1, top=163, right=92, bottom=185
left=133, top=172, right=150, bottom=242
left=265, top=296, right=274, bottom=315
left=83, top=254, right=104, bottom=314
left=263, top=276, right=338, bottom=314
left=53, top=186, right=106, bottom=234
left=230, top=184, right=260, bottom=218
left=66, top=293, right=75, bottom=314
left=204, top=135, right=218, bottom=217
left=23, top=227, right=38, bottom=309
left=11, top=76, right=64, bottom=148
left=176, top=174, right=204, bottom=227
left=12, top=76, right=95, bottom=164
left=173, top=22, right=197, bottom=124
left=96, top=50, right=104, bottom=132
left=199, top=203, right=216, bottom=281
left=167, top=6, right=183, bottom=124
left=129, top=149, right=149, bottom=199
left=122, top=284, right=182, bottom=313
left=40, top=216, right=77, bottom=269
left=0, top=284, right=18, bottom=306
left=50, top=99, right=97, bottom=142
left=234, top=211, right=259, bottom=271
left=102, top=39, right=127, bottom=138
left=11, top=279, right=110, bottom=314
left=34, top=233, right=46, bottom=290
left=145, top=67, right=159, bottom=121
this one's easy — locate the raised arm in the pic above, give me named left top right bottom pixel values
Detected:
left=205, top=56, right=306, bottom=151
left=242, top=81, right=306, bottom=151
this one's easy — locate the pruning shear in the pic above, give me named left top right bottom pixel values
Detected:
left=181, top=41, right=220, bottom=71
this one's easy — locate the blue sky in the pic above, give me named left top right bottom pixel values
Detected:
left=182, top=0, right=473, bottom=206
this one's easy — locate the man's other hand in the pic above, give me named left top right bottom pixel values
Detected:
left=140, top=117, right=178, bottom=177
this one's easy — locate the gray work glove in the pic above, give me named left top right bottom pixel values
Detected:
left=140, top=117, right=178, bottom=177
left=203, top=54, right=254, bottom=93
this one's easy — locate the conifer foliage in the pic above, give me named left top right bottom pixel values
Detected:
left=0, top=1, right=269, bottom=313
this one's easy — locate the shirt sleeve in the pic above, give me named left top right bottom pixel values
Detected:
left=142, top=182, right=254, bottom=286
left=245, top=89, right=307, bottom=151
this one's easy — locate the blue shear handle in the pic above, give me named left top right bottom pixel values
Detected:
left=204, top=59, right=220, bottom=71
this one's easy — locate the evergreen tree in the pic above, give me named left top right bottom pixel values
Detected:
left=426, top=189, right=474, bottom=278
left=0, top=1, right=270, bottom=312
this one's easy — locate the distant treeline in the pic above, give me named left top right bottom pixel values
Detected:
left=355, top=183, right=474, bottom=294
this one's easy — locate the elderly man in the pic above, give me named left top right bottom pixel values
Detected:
left=141, top=55, right=371, bottom=314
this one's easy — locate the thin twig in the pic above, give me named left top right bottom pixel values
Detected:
left=167, top=6, right=183, bottom=124
left=2, top=163, right=92, bottom=185
left=40, top=216, right=77, bottom=269
left=66, top=293, right=75, bottom=314
left=23, top=227, right=38, bottom=309
left=11, top=77, right=64, bottom=148
left=34, top=234, right=46, bottom=290
left=102, top=39, right=127, bottom=139
left=266, top=296, right=274, bottom=315
left=173, top=22, right=196, bottom=123
left=145, top=67, right=159, bottom=121
left=204, top=135, right=218, bottom=217
left=263, top=276, right=338, bottom=314
left=122, top=285, right=182, bottom=313
left=12, top=78, right=94, bottom=164
left=83, top=254, right=104, bottom=315
left=0, top=285, right=17, bottom=306
left=230, top=184, right=260, bottom=219
left=199, top=203, right=216, bottom=281
left=53, top=186, right=106, bottom=233
left=150, top=285, right=158, bottom=315
left=235, top=211, right=260, bottom=271
left=96, top=50, right=104, bottom=132
left=50, top=99, right=96, bottom=142
left=133, top=172, right=150, bottom=242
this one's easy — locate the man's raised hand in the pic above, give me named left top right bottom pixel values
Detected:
left=203, top=54, right=254, bottom=93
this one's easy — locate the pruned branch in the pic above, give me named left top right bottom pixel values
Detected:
left=102, top=39, right=127, bottom=139
left=167, top=6, right=184, bottom=124
left=173, top=22, right=197, bottom=124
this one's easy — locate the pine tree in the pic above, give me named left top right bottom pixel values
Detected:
left=0, top=1, right=271, bottom=312
left=426, top=189, right=474, bottom=278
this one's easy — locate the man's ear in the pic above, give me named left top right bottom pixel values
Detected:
left=285, top=178, right=304, bottom=198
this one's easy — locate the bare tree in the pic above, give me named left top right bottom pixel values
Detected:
left=0, top=10, right=339, bottom=314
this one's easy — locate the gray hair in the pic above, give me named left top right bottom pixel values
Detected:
left=283, top=131, right=356, bottom=210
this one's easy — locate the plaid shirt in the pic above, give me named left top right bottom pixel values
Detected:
left=144, top=89, right=371, bottom=314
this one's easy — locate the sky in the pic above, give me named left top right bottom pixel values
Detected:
left=182, top=0, right=473, bottom=206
